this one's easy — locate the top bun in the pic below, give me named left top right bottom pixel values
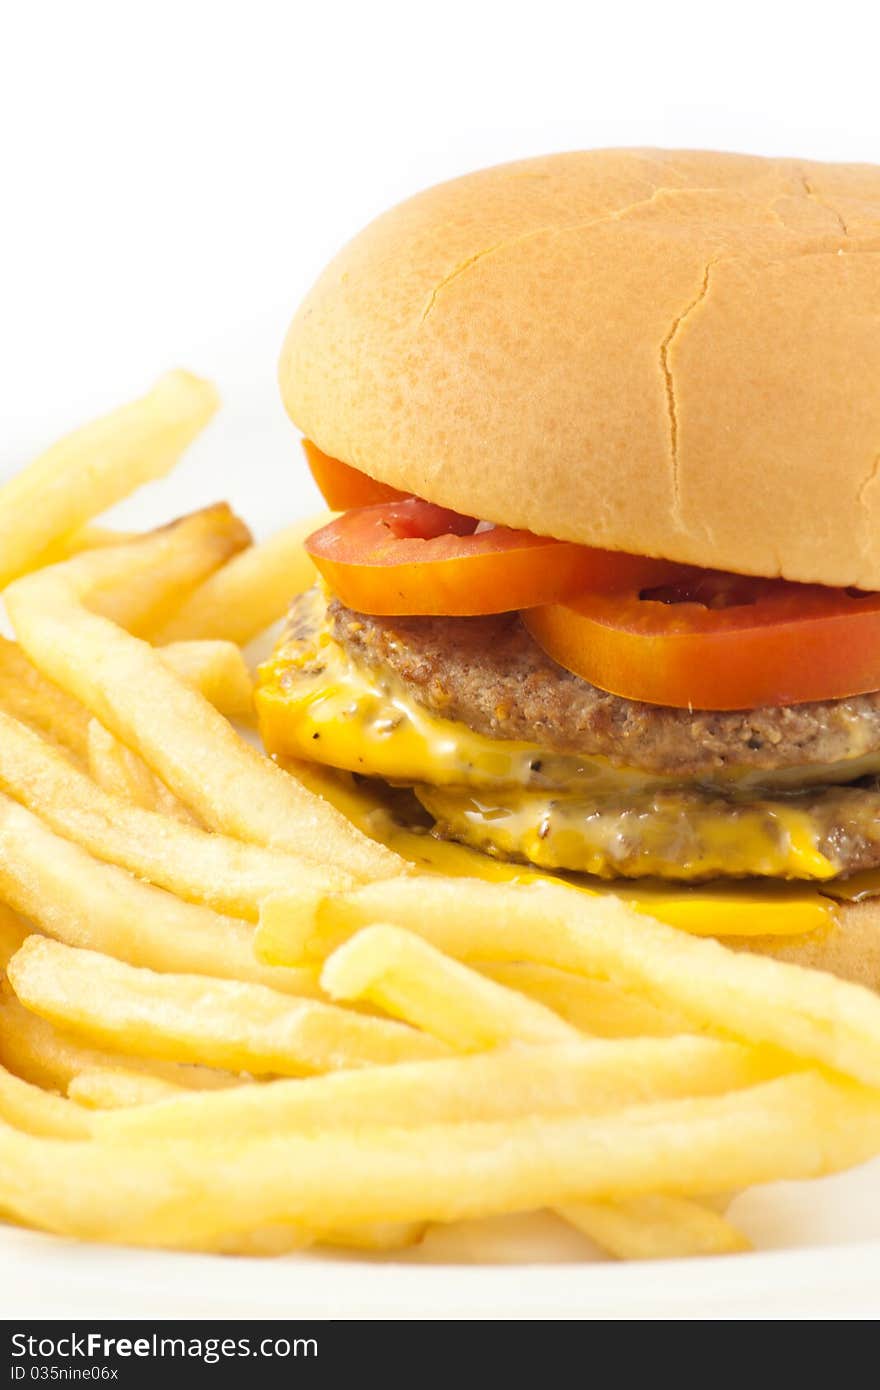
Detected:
left=280, top=149, right=880, bottom=588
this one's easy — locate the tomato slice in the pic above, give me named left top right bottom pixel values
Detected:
left=524, top=568, right=880, bottom=710
left=305, top=499, right=663, bottom=616
left=303, top=440, right=407, bottom=509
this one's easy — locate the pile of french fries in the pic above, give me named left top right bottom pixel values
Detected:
left=2, top=372, right=880, bottom=1262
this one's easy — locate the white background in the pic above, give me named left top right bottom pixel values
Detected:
left=2, top=0, right=878, bottom=524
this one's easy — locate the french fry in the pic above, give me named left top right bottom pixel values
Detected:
left=321, top=925, right=751, bottom=1258
left=0, top=1083, right=410, bottom=1252
left=0, top=711, right=351, bottom=920
left=265, top=877, right=880, bottom=1088
left=0, top=791, right=321, bottom=993
left=175, top=1219, right=420, bottom=1257
left=5, top=538, right=403, bottom=883
left=8, top=937, right=450, bottom=1075
left=0, top=638, right=91, bottom=761
left=87, top=506, right=251, bottom=637
left=67, top=1068, right=191, bottom=1110
left=1, top=1073, right=878, bottom=1246
left=178, top=1226, right=314, bottom=1257
left=323, top=925, right=579, bottom=1048
left=93, top=1035, right=777, bottom=1142
left=36, top=524, right=130, bottom=566
left=0, top=993, right=239, bottom=1094
left=0, top=905, right=29, bottom=970
left=0, top=516, right=249, bottom=691
left=87, top=719, right=161, bottom=808
left=477, top=961, right=693, bottom=1038
left=0, top=1063, right=93, bottom=1140
left=91, top=648, right=254, bottom=833
left=86, top=719, right=198, bottom=825
left=558, top=1195, right=751, bottom=1259
left=319, top=1222, right=426, bottom=1253
left=152, top=513, right=333, bottom=645
left=413, top=1212, right=581, bottom=1262
left=0, top=372, right=218, bottom=590
left=159, top=641, right=254, bottom=722
left=150, top=1216, right=417, bottom=1257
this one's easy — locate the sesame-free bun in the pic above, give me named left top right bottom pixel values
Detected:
left=738, top=896, right=880, bottom=993
left=280, top=148, right=880, bottom=589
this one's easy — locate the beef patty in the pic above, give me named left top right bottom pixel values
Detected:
left=331, top=600, right=880, bottom=780
left=261, top=592, right=880, bottom=878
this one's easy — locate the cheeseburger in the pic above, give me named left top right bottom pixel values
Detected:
left=257, top=148, right=880, bottom=985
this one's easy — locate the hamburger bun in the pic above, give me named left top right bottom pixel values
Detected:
left=280, top=148, right=880, bottom=589
left=739, top=896, right=880, bottom=992
left=277, top=149, right=880, bottom=992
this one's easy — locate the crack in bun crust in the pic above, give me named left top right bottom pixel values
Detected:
left=281, top=148, right=880, bottom=589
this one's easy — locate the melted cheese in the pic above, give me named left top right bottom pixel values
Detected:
left=258, top=623, right=652, bottom=794
left=418, top=785, right=837, bottom=883
left=289, top=760, right=834, bottom=938
left=257, top=601, right=838, bottom=931
left=258, top=607, right=880, bottom=796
